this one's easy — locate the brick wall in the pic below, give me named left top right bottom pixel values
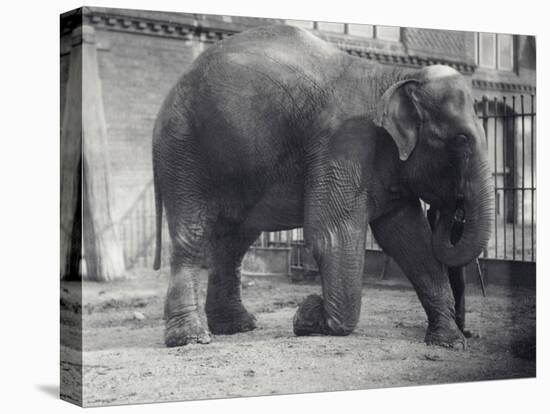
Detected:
left=60, top=8, right=283, bottom=223
left=404, top=27, right=476, bottom=64
left=95, top=30, right=202, bottom=219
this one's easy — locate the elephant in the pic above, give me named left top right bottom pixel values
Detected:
left=152, top=24, right=494, bottom=348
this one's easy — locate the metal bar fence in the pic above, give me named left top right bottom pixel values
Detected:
left=474, top=95, right=536, bottom=262
left=116, top=94, right=536, bottom=270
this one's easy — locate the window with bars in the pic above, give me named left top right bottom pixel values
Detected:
left=476, top=33, right=515, bottom=71
left=285, top=20, right=401, bottom=42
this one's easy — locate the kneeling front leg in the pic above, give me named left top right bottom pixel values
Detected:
left=295, top=133, right=369, bottom=337
left=294, top=213, right=367, bottom=337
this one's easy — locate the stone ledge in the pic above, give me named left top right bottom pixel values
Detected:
left=343, top=44, right=476, bottom=73
left=472, top=79, right=536, bottom=93
left=61, top=7, right=276, bottom=42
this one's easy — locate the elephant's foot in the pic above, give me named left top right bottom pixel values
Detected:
left=206, top=305, right=257, bottom=335
left=293, top=294, right=328, bottom=335
left=425, top=321, right=466, bottom=349
left=293, top=294, right=357, bottom=336
left=165, top=313, right=211, bottom=347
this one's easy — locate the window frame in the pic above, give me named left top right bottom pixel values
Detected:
left=293, top=20, right=401, bottom=42
left=478, top=32, right=497, bottom=69
left=373, top=25, right=401, bottom=42
left=476, top=32, right=515, bottom=72
left=497, top=33, right=514, bottom=71
left=315, top=21, right=346, bottom=34
left=346, top=23, right=374, bottom=38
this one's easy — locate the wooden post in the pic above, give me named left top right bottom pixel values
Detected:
left=81, top=25, right=125, bottom=281
left=60, top=26, right=83, bottom=280
left=61, top=24, right=125, bottom=281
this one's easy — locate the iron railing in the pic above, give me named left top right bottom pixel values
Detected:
left=475, top=95, right=536, bottom=261
left=116, top=183, right=170, bottom=269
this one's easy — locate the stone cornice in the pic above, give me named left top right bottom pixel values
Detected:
left=472, top=79, right=536, bottom=93
left=85, top=13, right=228, bottom=42
left=342, top=45, right=476, bottom=74
left=61, top=7, right=275, bottom=43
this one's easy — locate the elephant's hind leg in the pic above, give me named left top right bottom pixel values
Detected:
left=205, top=222, right=259, bottom=335
left=163, top=209, right=213, bottom=347
left=165, top=254, right=211, bottom=347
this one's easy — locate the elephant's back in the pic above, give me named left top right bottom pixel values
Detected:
left=173, top=25, right=340, bottom=182
left=185, top=25, right=343, bottom=104
left=194, top=25, right=341, bottom=71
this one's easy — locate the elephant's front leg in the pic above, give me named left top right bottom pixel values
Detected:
left=294, top=164, right=368, bottom=337
left=293, top=217, right=367, bottom=336
left=371, top=201, right=466, bottom=348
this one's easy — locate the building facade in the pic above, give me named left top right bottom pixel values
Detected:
left=60, top=7, right=536, bottom=269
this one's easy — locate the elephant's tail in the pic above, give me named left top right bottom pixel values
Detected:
left=153, top=160, right=163, bottom=271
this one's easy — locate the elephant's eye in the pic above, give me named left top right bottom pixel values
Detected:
left=455, top=134, right=469, bottom=145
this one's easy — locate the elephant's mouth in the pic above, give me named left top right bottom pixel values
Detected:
left=450, top=200, right=466, bottom=246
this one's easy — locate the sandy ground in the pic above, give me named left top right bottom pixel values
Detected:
left=61, top=270, right=535, bottom=407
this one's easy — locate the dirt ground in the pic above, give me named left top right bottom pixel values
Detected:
left=61, top=270, right=535, bottom=407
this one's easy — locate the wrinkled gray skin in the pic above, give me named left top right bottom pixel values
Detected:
left=152, top=25, right=494, bottom=348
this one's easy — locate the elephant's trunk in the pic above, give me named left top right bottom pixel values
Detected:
left=432, top=152, right=494, bottom=267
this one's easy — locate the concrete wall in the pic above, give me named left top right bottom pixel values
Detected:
left=364, top=250, right=536, bottom=289
left=242, top=247, right=292, bottom=277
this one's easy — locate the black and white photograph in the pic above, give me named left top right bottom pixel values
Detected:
left=55, top=1, right=538, bottom=409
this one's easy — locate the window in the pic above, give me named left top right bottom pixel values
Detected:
left=498, top=34, right=514, bottom=71
left=284, top=20, right=401, bottom=42
left=316, top=22, right=345, bottom=33
left=347, top=23, right=400, bottom=41
left=478, top=33, right=496, bottom=68
left=375, top=25, right=400, bottom=41
left=477, top=33, right=515, bottom=71
left=285, top=19, right=314, bottom=29
left=347, top=24, right=374, bottom=37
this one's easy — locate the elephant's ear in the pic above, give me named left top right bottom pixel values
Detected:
left=374, top=79, right=423, bottom=161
